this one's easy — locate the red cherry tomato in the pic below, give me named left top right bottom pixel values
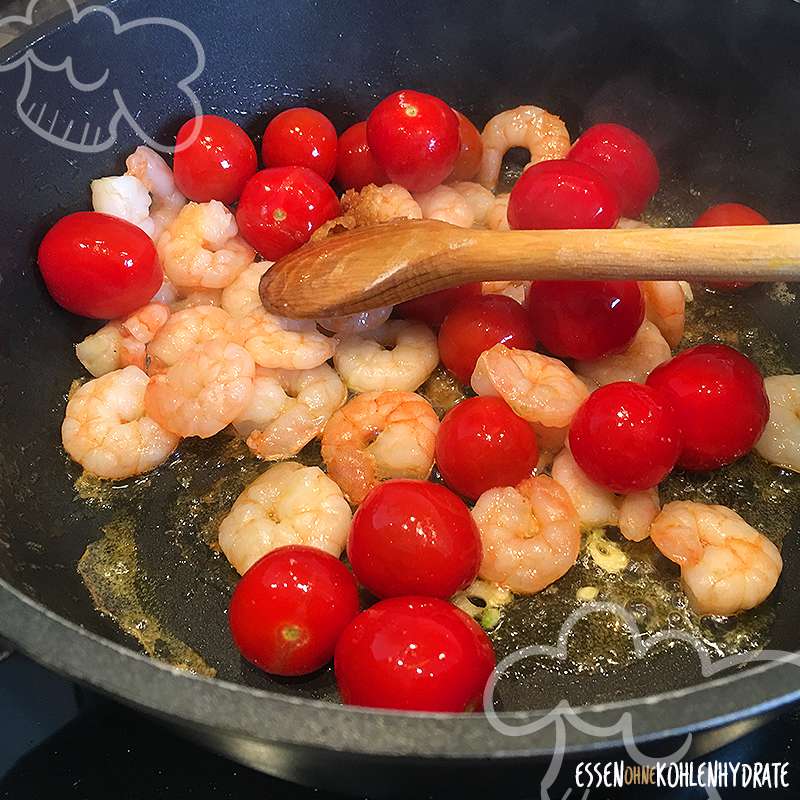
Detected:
left=348, top=480, right=481, bottom=599
left=367, top=90, right=460, bottom=192
left=396, top=283, right=483, bottom=327
left=236, top=166, right=340, bottom=260
left=37, top=211, right=162, bottom=319
left=173, top=115, right=258, bottom=203
left=261, top=107, right=338, bottom=183
left=693, top=203, right=769, bottom=290
left=646, top=344, right=769, bottom=471
left=229, top=545, right=359, bottom=676
left=335, top=121, right=388, bottom=190
left=508, top=159, right=620, bottom=230
left=527, top=280, right=644, bottom=360
left=438, top=294, right=537, bottom=384
left=436, top=397, right=539, bottom=500
left=568, top=123, right=660, bottom=217
left=569, top=382, right=682, bottom=492
left=334, top=596, right=495, bottom=712
left=449, top=110, right=483, bottom=181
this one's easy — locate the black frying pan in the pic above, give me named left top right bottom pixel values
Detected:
left=1, top=0, right=800, bottom=796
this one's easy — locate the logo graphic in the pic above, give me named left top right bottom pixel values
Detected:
left=0, top=0, right=204, bottom=153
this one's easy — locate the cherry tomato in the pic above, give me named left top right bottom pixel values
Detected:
left=568, top=123, right=660, bottom=217
left=37, top=211, right=162, bottom=319
left=348, top=480, right=481, bottom=599
left=436, top=397, right=539, bottom=500
left=335, top=596, right=495, bottom=712
left=693, top=203, right=769, bottom=290
left=236, top=166, right=340, bottom=260
left=335, top=121, right=388, bottom=190
left=438, top=294, right=537, bottom=384
left=646, top=344, right=769, bottom=471
left=229, top=545, right=359, bottom=676
left=367, top=89, right=460, bottom=192
left=449, top=110, right=483, bottom=181
left=261, top=107, right=338, bottom=183
left=508, top=159, right=620, bottom=230
left=527, top=280, right=644, bottom=360
left=396, top=283, right=483, bottom=327
left=173, top=115, right=258, bottom=203
left=569, top=382, right=682, bottom=492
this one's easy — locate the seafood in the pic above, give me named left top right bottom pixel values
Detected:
left=414, top=185, right=474, bottom=227
left=125, top=145, right=187, bottom=240
left=117, top=302, right=171, bottom=371
left=482, top=281, right=529, bottom=305
left=220, top=261, right=272, bottom=319
left=640, top=281, right=686, bottom=348
left=448, top=181, right=496, bottom=225
left=755, top=374, right=800, bottom=473
left=321, top=390, right=439, bottom=504
left=147, top=305, right=232, bottom=371
left=340, top=183, right=422, bottom=224
left=91, top=174, right=154, bottom=236
left=486, top=193, right=510, bottom=231
left=75, top=322, right=124, bottom=377
left=169, top=288, right=224, bottom=310
left=62, top=366, right=180, bottom=479
left=218, top=462, right=351, bottom=575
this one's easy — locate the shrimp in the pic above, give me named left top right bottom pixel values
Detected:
left=471, top=344, right=589, bottom=428
left=75, top=322, right=124, bottom=377
left=169, top=288, right=224, bottom=310
left=239, top=365, right=347, bottom=460
left=147, top=305, right=232, bottom=372
left=318, top=306, right=394, bottom=335
left=321, top=391, right=439, bottom=504
left=650, top=501, right=782, bottom=615
left=144, top=339, right=255, bottom=439
left=640, top=281, right=686, bottom=348
left=575, top=320, right=671, bottom=389
left=471, top=475, right=580, bottom=594
left=220, top=261, right=273, bottom=319
left=117, top=302, right=171, bottom=371
left=333, top=320, right=439, bottom=393
left=482, top=281, right=529, bottom=305
left=218, top=462, right=351, bottom=575
left=448, top=181, right=496, bottom=226
left=125, top=146, right=186, bottom=240
left=340, top=183, right=422, bottom=224
left=157, top=201, right=255, bottom=290
left=478, top=105, right=571, bottom=190
left=62, top=366, right=180, bottom=480
left=755, top=375, right=800, bottom=473
left=91, top=174, right=154, bottom=236
left=486, top=193, right=510, bottom=231
left=414, top=185, right=474, bottom=228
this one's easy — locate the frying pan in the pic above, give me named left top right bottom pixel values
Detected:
left=1, top=0, right=800, bottom=796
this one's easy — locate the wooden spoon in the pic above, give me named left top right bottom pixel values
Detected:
left=259, top=218, right=800, bottom=319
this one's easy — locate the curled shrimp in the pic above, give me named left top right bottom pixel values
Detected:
left=448, top=181, right=496, bottom=226
left=333, top=320, right=439, bottom=393
left=471, top=475, right=580, bottom=594
left=220, top=261, right=272, bottom=319
left=471, top=344, right=589, bottom=428
left=239, top=365, right=347, bottom=460
left=755, top=374, right=800, bottom=473
left=145, top=339, right=255, bottom=439
left=218, top=462, right=351, bottom=575
left=157, top=201, right=255, bottom=291
left=414, top=185, right=474, bottom=228
left=640, top=281, right=686, bottom=348
left=650, top=501, right=782, bottom=615
left=341, top=183, right=422, bottom=224
left=91, top=174, right=154, bottom=237
left=62, top=366, right=180, bottom=479
left=117, top=302, right=172, bottom=371
left=125, top=146, right=187, bottom=240
left=478, top=105, right=571, bottom=190
left=147, top=305, right=232, bottom=371
left=318, top=306, right=394, bottom=335
left=321, top=391, right=439, bottom=504
left=76, top=322, right=124, bottom=377
left=486, top=193, right=510, bottom=231
left=169, top=287, right=224, bottom=311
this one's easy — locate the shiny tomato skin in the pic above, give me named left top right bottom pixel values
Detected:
left=396, top=282, right=483, bottom=327
left=335, top=121, right=388, bottom=190
left=436, top=397, right=539, bottom=500
left=367, top=90, right=460, bottom=192
left=527, top=280, right=644, bottom=360
left=438, top=294, right=537, bottom=384
left=229, top=545, right=359, bottom=676
left=37, top=211, right=162, bottom=319
left=334, top=596, right=496, bottom=712
left=449, top=110, right=483, bottom=181
left=508, top=159, right=620, bottom=230
left=173, top=115, right=258, bottom=203
left=261, top=107, right=338, bottom=182
left=348, top=480, right=481, bottom=599
left=569, top=382, right=682, bottom=492
left=236, top=166, right=340, bottom=260
left=646, top=344, right=769, bottom=471
left=568, top=123, right=660, bottom=217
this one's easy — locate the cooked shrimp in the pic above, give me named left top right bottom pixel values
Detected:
left=147, top=305, right=231, bottom=371
left=91, top=174, right=154, bottom=236
left=238, top=365, right=347, bottom=459
left=575, top=320, right=671, bottom=389
left=755, top=375, right=800, bottom=473
left=333, top=320, right=439, bottom=393
left=125, top=146, right=186, bottom=240
left=151, top=278, right=180, bottom=306
left=321, top=391, right=439, bottom=504
left=478, top=105, right=571, bottom=190
left=471, top=475, right=580, bottom=594
left=169, top=288, right=224, bottom=310
left=157, top=201, right=255, bottom=290
left=220, top=261, right=272, bottom=319
left=76, top=322, right=124, bottom=377
left=448, top=181, right=496, bottom=225
left=144, top=339, right=255, bottom=438
left=640, top=281, right=686, bottom=348
left=471, top=344, right=589, bottom=428
left=62, top=366, right=180, bottom=479
left=650, top=501, right=782, bottom=615
left=114, top=302, right=171, bottom=371
left=414, top=185, right=474, bottom=228
left=482, top=280, right=529, bottom=305
left=340, top=183, right=422, bottom=224
left=486, top=193, right=510, bottom=230
left=318, top=306, right=394, bottom=335
left=218, top=462, right=351, bottom=574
